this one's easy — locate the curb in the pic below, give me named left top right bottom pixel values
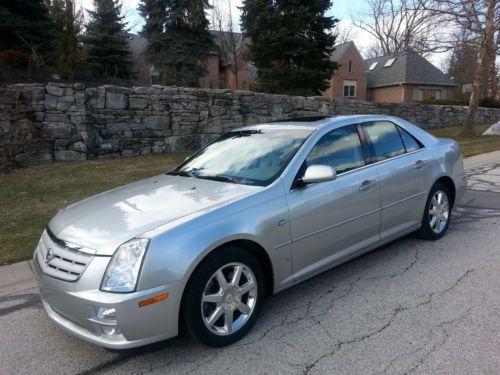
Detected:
left=0, top=260, right=36, bottom=296
left=1, top=150, right=499, bottom=292
left=463, top=150, right=500, bottom=169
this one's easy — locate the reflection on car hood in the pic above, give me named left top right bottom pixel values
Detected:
left=48, top=175, right=260, bottom=255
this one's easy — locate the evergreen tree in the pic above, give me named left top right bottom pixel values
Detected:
left=83, top=0, right=132, bottom=78
left=241, top=0, right=338, bottom=96
left=49, top=0, right=81, bottom=79
left=138, top=0, right=214, bottom=87
left=0, top=0, right=55, bottom=78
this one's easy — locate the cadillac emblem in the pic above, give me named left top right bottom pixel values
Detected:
left=45, top=248, right=55, bottom=264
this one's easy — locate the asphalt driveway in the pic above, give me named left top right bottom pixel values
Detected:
left=2, top=159, right=500, bottom=375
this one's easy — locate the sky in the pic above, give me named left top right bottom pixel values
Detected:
left=78, top=0, right=445, bottom=68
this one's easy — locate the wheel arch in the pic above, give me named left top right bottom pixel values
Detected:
left=434, top=175, right=456, bottom=208
left=178, top=238, right=275, bottom=332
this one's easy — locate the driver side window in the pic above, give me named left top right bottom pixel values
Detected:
left=306, top=125, right=366, bottom=175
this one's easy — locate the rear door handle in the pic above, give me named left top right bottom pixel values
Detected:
left=359, top=179, right=377, bottom=191
left=414, top=160, right=426, bottom=169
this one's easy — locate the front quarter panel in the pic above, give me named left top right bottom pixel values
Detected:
left=137, top=180, right=292, bottom=294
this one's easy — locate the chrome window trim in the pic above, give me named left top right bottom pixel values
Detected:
left=288, top=121, right=428, bottom=192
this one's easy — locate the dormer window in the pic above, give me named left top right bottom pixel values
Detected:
left=384, top=58, right=396, bottom=67
left=369, top=62, right=378, bottom=70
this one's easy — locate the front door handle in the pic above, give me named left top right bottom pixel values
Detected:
left=414, top=160, right=426, bottom=169
left=359, top=179, right=377, bottom=191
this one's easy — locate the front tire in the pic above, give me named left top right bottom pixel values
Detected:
left=417, top=182, right=452, bottom=240
left=181, top=246, right=265, bottom=347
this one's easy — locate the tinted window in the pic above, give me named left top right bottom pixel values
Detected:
left=398, top=127, right=421, bottom=152
left=306, top=125, right=365, bottom=174
left=363, top=121, right=405, bottom=161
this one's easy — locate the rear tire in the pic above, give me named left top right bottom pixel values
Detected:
left=181, top=246, right=265, bottom=347
left=417, top=182, right=452, bottom=241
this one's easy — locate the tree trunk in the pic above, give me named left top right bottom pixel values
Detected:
left=233, top=50, right=239, bottom=90
left=462, top=75, right=480, bottom=136
left=462, top=0, right=495, bottom=136
left=484, top=0, right=497, bottom=99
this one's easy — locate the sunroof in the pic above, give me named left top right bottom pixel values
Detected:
left=369, top=62, right=378, bottom=70
left=384, top=58, right=396, bottom=67
left=269, top=116, right=332, bottom=123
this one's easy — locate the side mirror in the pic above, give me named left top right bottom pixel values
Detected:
left=301, top=165, right=337, bottom=185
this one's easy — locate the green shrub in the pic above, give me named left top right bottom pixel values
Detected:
left=420, top=98, right=468, bottom=106
left=479, top=97, right=500, bottom=109
left=420, top=97, right=500, bottom=109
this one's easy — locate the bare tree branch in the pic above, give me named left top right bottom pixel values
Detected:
left=352, top=0, right=447, bottom=55
left=211, top=0, right=246, bottom=89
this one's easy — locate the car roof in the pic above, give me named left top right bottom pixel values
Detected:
left=235, top=114, right=403, bottom=132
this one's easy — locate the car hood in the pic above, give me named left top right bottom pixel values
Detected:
left=49, top=175, right=260, bottom=255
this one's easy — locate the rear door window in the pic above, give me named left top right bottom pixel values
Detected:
left=362, top=121, right=406, bottom=162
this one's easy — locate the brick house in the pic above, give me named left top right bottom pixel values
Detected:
left=366, top=52, right=457, bottom=103
left=323, top=42, right=367, bottom=100
left=129, top=33, right=252, bottom=90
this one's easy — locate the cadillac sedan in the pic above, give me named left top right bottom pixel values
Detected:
left=34, top=115, right=467, bottom=349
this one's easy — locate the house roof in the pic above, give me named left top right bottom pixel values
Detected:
left=329, top=41, right=355, bottom=61
left=366, top=52, right=456, bottom=88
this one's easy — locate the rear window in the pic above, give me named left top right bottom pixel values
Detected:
left=397, top=127, right=422, bottom=152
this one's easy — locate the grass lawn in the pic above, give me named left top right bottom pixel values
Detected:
left=429, top=124, right=500, bottom=157
left=1, top=123, right=499, bottom=265
left=0, top=153, right=187, bottom=265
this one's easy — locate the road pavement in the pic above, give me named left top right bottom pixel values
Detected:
left=2, top=157, right=500, bottom=375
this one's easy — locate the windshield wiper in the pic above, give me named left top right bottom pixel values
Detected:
left=196, top=174, right=239, bottom=184
left=167, top=170, right=195, bottom=177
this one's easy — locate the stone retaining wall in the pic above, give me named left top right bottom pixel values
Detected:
left=1, top=82, right=499, bottom=167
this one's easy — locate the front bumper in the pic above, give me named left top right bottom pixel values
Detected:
left=34, top=252, right=181, bottom=349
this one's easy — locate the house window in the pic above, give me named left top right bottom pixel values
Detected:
left=384, top=58, right=396, bottom=67
left=369, top=62, right=378, bottom=70
left=413, top=89, right=423, bottom=101
left=348, top=60, right=353, bottom=73
left=343, top=80, right=357, bottom=97
left=413, top=87, right=444, bottom=101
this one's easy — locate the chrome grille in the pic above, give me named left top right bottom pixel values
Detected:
left=37, top=229, right=95, bottom=282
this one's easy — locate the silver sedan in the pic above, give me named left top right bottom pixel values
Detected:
left=34, top=115, right=467, bottom=348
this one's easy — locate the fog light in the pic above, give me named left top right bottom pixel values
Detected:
left=97, top=307, right=116, bottom=321
left=92, top=307, right=121, bottom=336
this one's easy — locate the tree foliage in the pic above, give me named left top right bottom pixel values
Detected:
left=138, top=0, right=214, bottom=87
left=83, top=0, right=132, bottom=78
left=48, top=0, right=82, bottom=79
left=241, top=0, right=338, bottom=96
left=0, top=0, right=55, bottom=78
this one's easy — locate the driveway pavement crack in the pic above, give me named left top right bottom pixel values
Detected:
left=302, top=270, right=475, bottom=375
left=402, top=307, right=474, bottom=375
left=303, top=321, right=392, bottom=375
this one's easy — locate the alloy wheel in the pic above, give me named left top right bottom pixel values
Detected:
left=428, top=190, right=449, bottom=234
left=201, top=262, right=258, bottom=336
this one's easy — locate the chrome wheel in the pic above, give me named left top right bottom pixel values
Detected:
left=201, top=262, right=258, bottom=336
left=428, top=190, right=449, bottom=234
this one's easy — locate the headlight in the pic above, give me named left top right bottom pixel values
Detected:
left=101, top=238, right=149, bottom=293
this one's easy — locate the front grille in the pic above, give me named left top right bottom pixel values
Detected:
left=37, top=229, right=94, bottom=282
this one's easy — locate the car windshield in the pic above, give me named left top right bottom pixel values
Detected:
left=170, top=128, right=313, bottom=186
